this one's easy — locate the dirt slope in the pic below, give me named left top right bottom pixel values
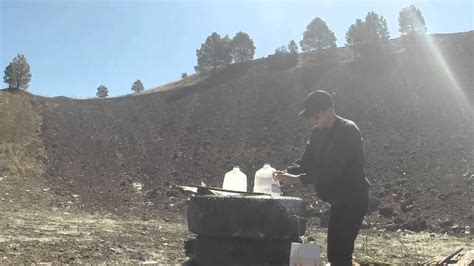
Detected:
left=1, top=31, right=473, bottom=234
left=0, top=91, right=52, bottom=211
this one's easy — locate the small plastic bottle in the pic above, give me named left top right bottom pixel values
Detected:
left=222, top=166, right=247, bottom=192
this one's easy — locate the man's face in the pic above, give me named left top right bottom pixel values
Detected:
left=310, top=107, right=332, bottom=128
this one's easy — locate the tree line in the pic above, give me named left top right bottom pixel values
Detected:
left=195, top=5, right=426, bottom=72
left=3, top=5, right=427, bottom=96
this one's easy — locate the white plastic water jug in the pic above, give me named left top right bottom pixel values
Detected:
left=253, top=163, right=281, bottom=196
left=222, top=166, right=247, bottom=192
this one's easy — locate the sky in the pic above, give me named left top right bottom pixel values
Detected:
left=1, top=0, right=472, bottom=98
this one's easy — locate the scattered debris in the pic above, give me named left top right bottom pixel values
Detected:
left=132, top=182, right=143, bottom=191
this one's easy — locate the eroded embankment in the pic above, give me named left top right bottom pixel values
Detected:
left=0, top=91, right=53, bottom=211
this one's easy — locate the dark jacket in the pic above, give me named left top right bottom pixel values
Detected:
left=287, top=115, right=370, bottom=204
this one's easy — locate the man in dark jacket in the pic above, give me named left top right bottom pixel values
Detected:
left=273, top=90, right=370, bottom=266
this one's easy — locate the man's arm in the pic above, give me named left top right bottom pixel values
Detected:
left=272, top=170, right=300, bottom=185
left=285, top=130, right=316, bottom=185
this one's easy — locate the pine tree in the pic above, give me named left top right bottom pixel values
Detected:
left=345, top=19, right=365, bottom=58
left=3, top=54, right=32, bottom=90
left=181, top=72, right=188, bottom=84
left=364, top=11, right=390, bottom=44
left=288, top=40, right=299, bottom=54
left=96, top=85, right=109, bottom=98
left=131, top=79, right=144, bottom=93
left=399, top=5, right=427, bottom=35
left=358, top=11, right=391, bottom=58
left=195, top=32, right=232, bottom=73
left=300, top=17, right=337, bottom=52
left=230, top=31, right=256, bottom=63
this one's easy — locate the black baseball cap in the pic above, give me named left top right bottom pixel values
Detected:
left=298, top=90, right=333, bottom=117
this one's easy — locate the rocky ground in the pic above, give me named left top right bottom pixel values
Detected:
left=0, top=31, right=473, bottom=264
left=0, top=209, right=472, bottom=264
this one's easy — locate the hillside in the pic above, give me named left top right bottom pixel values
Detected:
left=0, top=31, right=473, bottom=263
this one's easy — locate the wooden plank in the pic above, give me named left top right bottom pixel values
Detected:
left=178, top=185, right=270, bottom=196
left=439, top=248, right=463, bottom=265
left=196, top=186, right=269, bottom=196
left=455, top=250, right=474, bottom=265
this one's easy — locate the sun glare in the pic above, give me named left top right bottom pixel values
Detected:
left=420, top=33, right=473, bottom=112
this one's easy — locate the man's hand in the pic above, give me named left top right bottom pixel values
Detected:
left=272, top=170, right=300, bottom=186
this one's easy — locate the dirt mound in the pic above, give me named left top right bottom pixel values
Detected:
left=2, top=32, right=473, bottom=234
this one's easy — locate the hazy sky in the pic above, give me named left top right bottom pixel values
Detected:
left=1, top=0, right=472, bottom=98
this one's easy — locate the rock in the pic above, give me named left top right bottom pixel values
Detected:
left=368, top=197, right=382, bottom=213
left=438, top=218, right=453, bottom=228
left=393, top=217, right=405, bottom=225
left=379, top=206, right=394, bottom=217
left=405, top=204, right=415, bottom=212
left=146, top=189, right=161, bottom=199
left=377, top=190, right=389, bottom=197
left=204, top=128, right=214, bottom=133
left=361, top=220, right=370, bottom=229
left=395, top=178, right=408, bottom=186
left=383, top=223, right=398, bottom=231
left=405, top=218, right=427, bottom=232
left=166, top=190, right=178, bottom=197
left=449, top=224, right=462, bottom=232
left=465, top=226, right=472, bottom=235
left=136, top=252, right=146, bottom=261
left=400, top=200, right=415, bottom=213
left=393, top=192, right=401, bottom=201
left=305, top=207, right=322, bottom=217
left=320, top=209, right=330, bottom=228
left=438, top=194, right=448, bottom=201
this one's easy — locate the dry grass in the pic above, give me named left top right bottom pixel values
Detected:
left=0, top=208, right=471, bottom=264
left=0, top=92, right=42, bottom=175
left=302, top=227, right=473, bottom=264
left=0, top=91, right=49, bottom=210
left=0, top=209, right=190, bottom=264
left=136, top=72, right=204, bottom=95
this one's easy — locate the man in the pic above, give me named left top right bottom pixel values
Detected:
left=273, top=90, right=370, bottom=266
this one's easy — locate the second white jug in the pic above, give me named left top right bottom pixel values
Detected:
left=253, top=163, right=281, bottom=196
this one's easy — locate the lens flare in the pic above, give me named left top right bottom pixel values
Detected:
left=418, top=33, right=473, bottom=113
